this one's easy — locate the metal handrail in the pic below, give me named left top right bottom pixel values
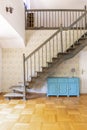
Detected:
left=25, top=29, right=60, bottom=61
left=25, top=11, right=87, bottom=61
left=26, top=9, right=85, bottom=12
left=25, top=8, right=86, bottom=29
left=68, top=11, right=87, bottom=28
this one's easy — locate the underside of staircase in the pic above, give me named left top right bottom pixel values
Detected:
left=4, top=8, right=87, bottom=100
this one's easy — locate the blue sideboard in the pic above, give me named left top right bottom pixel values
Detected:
left=47, top=77, right=80, bottom=97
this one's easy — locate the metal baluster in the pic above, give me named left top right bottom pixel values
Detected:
left=52, top=11, right=54, bottom=28
left=76, top=21, right=78, bottom=43
left=83, top=16, right=86, bottom=37
left=49, top=11, right=50, bottom=28
left=64, top=11, right=65, bottom=28
left=69, top=29, right=71, bottom=46
left=42, top=46, right=43, bottom=67
left=73, top=11, right=75, bottom=23
left=46, top=11, right=47, bottom=28
left=70, top=11, right=71, bottom=25
left=30, top=56, right=32, bottom=77
left=65, top=29, right=68, bottom=50
left=58, top=11, right=59, bottom=27
left=49, top=40, right=51, bottom=62
left=84, top=5, right=87, bottom=29
left=55, top=11, right=56, bottom=28
left=78, top=12, right=81, bottom=36
left=79, top=17, right=81, bottom=36
left=26, top=60, right=28, bottom=81
left=43, top=11, right=44, bottom=27
left=81, top=13, right=83, bottom=35
left=38, top=50, right=40, bottom=71
left=60, top=24, right=63, bottom=52
left=34, top=53, right=36, bottom=75
left=40, top=11, right=41, bottom=27
left=76, top=11, right=78, bottom=23
left=67, top=11, right=68, bottom=27
left=53, top=37, right=54, bottom=57
left=45, top=44, right=47, bottom=63
left=61, top=11, right=62, bottom=25
left=37, top=11, right=38, bottom=27
left=56, top=33, right=58, bottom=54
left=73, top=27, right=74, bottom=46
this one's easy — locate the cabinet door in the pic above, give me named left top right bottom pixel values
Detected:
left=47, top=82, right=57, bottom=96
left=68, top=83, right=79, bottom=96
left=58, top=83, right=68, bottom=96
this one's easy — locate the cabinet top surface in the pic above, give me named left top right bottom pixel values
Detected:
left=47, top=77, right=79, bottom=79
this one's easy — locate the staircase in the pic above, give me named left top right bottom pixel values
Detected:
left=4, top=9, right=87, bottom=100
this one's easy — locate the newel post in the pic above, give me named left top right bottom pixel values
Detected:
left=60, top=24, right=63, bottom=52
left=23, top=53, right=26, bottom=100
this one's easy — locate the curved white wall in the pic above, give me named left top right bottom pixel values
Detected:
left=30, top=0, right=87, bottom=9
left=0, top=0, right=25, bottom=43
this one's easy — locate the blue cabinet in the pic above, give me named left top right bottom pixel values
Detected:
left=47, top=78, right=57, bottom=96
left=47, top=77, right=80, bottom=97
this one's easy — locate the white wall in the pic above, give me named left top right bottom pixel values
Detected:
left=79, top=50, right=87, bottom=93
left=30, top=0, right=87, bottom=9
left=0, top=48, right=2, bottom=91
left=0, top=0, right=25, bottom=42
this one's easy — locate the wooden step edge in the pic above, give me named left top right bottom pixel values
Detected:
left=57, top=52, right=69, bottom=56
left=74, top=42, right=81, bottom=46
left=31, top=75, right=40, bottom=78
left=47, top=61, right=53, bottom=64
left=12, top=88, right=30, bottom=93
left=4, top=93, right=24, bottom=99
left=66, top=47, right=75, bottom=52
left=41, top=66, right=48, bottom=71
left=79, top=37, right=87, bottom=40
left=52, top=57, right=58, bottom=60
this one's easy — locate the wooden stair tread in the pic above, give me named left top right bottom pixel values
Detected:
left=4, top=93, right=24, bottom=97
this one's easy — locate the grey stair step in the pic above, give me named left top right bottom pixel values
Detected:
left=9, top=85, right=24, bottom=89
left=47, top=62, right=53, bottom=65
left=35, top=71, right=43, bottom=76
left=66, top=47, right=75, bottom=52
left=31, top=76, right=40, bottom=81
left=4, top=93, right=24, bottom=99
left=74, top=42, right=81, bottom=46
left=58, top=52, right=69, bottom=56
left=52, top=57, right=58, bottom=61
left=10, top=83, right=29, bottom=89
left=79, top=37, right=87, bottom=40
left=42, top=66, right=48, bottom=71
left=12, top=87, right=30, bottom=93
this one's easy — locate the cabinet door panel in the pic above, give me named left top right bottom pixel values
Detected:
left=59, top=83, right=68, bottom=95
left=68, top=83, right=79, bottom=96
left=47, top=82, right=57, bottom=96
